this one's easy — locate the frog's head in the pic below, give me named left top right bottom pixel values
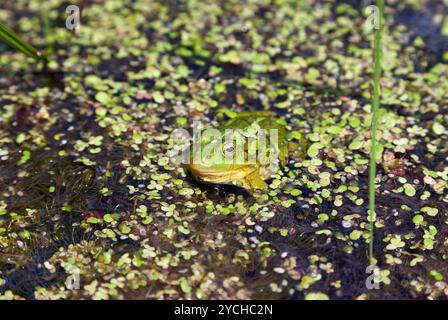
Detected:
left=185, top=110, right=287, bottom=190
left=186, top=129, right=261, bottom=188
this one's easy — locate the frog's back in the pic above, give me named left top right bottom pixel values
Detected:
left=221, top=111, right=288, bottom=165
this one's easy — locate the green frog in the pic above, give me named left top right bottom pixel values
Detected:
left=186, top=110, right=287, bottom=190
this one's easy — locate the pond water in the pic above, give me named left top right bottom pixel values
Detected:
left=0, top=0, right=447, bottom=300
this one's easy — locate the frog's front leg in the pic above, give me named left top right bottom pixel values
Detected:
left=242, top=168, right=268, bottom=190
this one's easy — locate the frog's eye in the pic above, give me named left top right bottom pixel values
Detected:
left=222, top=143, right=234, bottom=157
left=225, top=145, right=234, bottom=153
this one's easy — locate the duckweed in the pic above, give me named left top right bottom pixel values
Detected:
left=0, top=0, right=447, bottom=301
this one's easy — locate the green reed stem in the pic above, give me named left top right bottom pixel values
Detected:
left=40, top=3, right=53, bottom=62
left=368, top=0, right=385, bottom=265
left=0, top=22, right=44, bottom=61
left=41, top=6, right=50, bottom=44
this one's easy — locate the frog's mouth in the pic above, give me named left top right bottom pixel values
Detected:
left=186, top=163, right=257, bottom=185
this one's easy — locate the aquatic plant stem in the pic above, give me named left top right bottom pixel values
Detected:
left=39, top=0, right=53, bottom=63
left=0, top=22, right=44, bottom=61
left=41, top=2, right=50, bottom=45
left=368, top=0, right=385, bottom=265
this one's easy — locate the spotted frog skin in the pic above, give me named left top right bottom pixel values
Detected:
left=186, top=110, right=287, bottom=190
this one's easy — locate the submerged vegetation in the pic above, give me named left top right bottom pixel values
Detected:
left=0, top=0, right=447, bottom=300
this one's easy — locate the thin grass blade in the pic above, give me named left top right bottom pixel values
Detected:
left=0, top=22, right=44, bottom=61
left=368, top=0, right=385, bottom=265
